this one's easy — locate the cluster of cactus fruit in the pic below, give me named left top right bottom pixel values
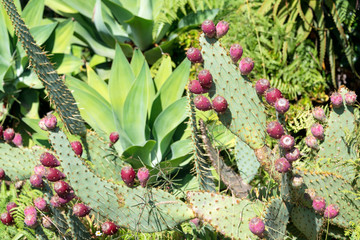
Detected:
left=0, top=2, right=359, bottom=238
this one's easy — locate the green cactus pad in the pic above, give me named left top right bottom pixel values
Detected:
left=316, top=87, right=357, bottom=182
left=48, top=129, right=194, bottom=232
left=0, top=143, right=44, bottom=181
left=83, top=130, right=126, bottom=182
left=263, top=198, right=289, bottom=240
left=199, top=34, right=266, bottom=149
left=323, top=225, right=346, bottom=240
left=235, top=138, right=260, bottom=183
left=291, top=206, right=323, bottom=240
left=293, top=168, right=360, bottom=229
left=65, top=209, right=92, bottom=240
left=2, top=0, right=85, bottom=135
left=187, top=191, right=265, bottom=239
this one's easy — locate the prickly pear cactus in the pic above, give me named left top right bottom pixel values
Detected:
left=235, top=137, right=260, bottom=183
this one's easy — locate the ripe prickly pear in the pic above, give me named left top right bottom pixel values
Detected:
left=189, top=80, right=207, bottom=94
left=312, top=196, right=326, bottom=213
left=186, top=47, right=203, bottom=63
left=40, top=152, right=60, bottom=167
left=0, top=168, right=5, bottom=180
left=249, top=217, right=265, bottom=237
left=274, top=98, right=290, bottom=114
left=305, top=135, right=318, bottom=149
left=12, top=133, right=23, bottom=147
left=279, top=135, right=295, bottom=150
left=311, top=123, right=324, bottom=140
left=109, top=132, right=119, bottom=144
left=266, top=121, right=284, bottom=139
left=121, top=166, right=136, bottom=187
left=0, top=125, right=3, bottom=138
left=194, top=95, right=212, bottom=111
left=137, top=167, right=149, bottom=187
left=291, top=175, right=303, bottom=187
left=229, top=44, right=243, bottom=63
left=3, top=128, right=15, bottom=141
left=50, top=195, right=63, bottom=208
left=44, top=114, right=57, bottom=130
left=285, top=148, right=300, bottom=162
left=345, top=91, right=357, bottom=106
left=1, top=212, right=14, bottom=225
left=54, top=180, right=71, bottom=197
left=201, top=20, right=216, bottom=38
left=45, top=168, right=66, bottom=182
left=34, top=164, right=46, bottom=177
left=73, top=203, right=91, bottom=217
left=24, top=214, right=38, bottom=228
left=324, top=204, right=340, bottom=219
left=101, top=221, right=119, bottom=235
left=330, top=92, right=343, bottom=108
left=198, top=70, right=213, bottom=89
left=238, top=57, right=254, bottom=75
left=216, top=20, right=229, bottom=38
left=34, top=197, right=48, bottom=211
left=212, top=96, right=228, bottom=113
left=58, top=191, right=75, bottom=205
left=71, top=141, right=83, bottom=156
left=6, top=202, right=17, bottom=214
left=265, top=88, right=282, bottom=106
left=312, top=107, right=326, bottom=122
left=275, top=157, right=291, bottom=173
left=30, top=174, right=43, bottom=188
left=255, top=79, right=270, bottom=95
left=24, top=206, right=37, bottom=216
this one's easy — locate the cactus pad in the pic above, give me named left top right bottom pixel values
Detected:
left=291, top=206, right=323, bottom=240
left=235, top=138, right=260, bottom=183
left=263, top=197, right=289, bottom=239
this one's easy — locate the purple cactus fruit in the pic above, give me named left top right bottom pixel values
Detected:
left=291, top=175, right=303, bottom=188
left=229, top=44, right=243, bottom=63
left=38, top=118, right=47, bottom=131
left=42, top=216, right=53, bottom=229
left=311, top=123, right=324, bottom=140
left=266, top=121, right=284, bottom=139
left=216, top=20, right=229, bottom=38
left=102, top=221, right=119, bottom=235
left=265, top=88, right=283, bottom=106
left=324, top=204, right=340, bottom=219
left=212, top=96, right=228, bottom=113
left=24, top=206, right=37, bottom=216
left=275, top=157, right=291, bottom=173
left=44, top=114, right=57, bottom=130
left=6, top=202, right=18, bottom=214
left=3, top=128, right=15, bottom=141
left=1, top=212, right=14, bottom=225
left=186, top=47, right=203, bottom=63
left=190, top=218, right=200, bottom=227
left=198, top=70, right=213, bottom=89
left=58, top=191, right=75, bottom=205
left=45, top=168, right=66, bottom=182
left=255, top=79, right=270, bottom=95
left=71, top=141, right=83, bottom=157
left=12, top=133, right=23, bottom=147
left=312, top=196, right=326, bottom=213
left=279, top=135, right=295, bottom=150
left=330, top=92, right=343, bottom=108
left=24, top=214, right=38, bottom=228
left=249, top=217, right=265, bottom=237
left=275, top=98, right=290, bottom=114
left=137, top=167, right=150, bottom=187
left=109, top=132, right=119, bottom=144
left=34, top=164, right=46, bottom=177
left=54, top=180, right=71, bottom=197
left=238, top=57, right=254, bottom=75
left=73, top=203, right=91, bottom=217
left=305, top=135, right=318, bottom=149
left=0, top=168, right=5, bottom=180
left=50, top=195, right=63, bottom=208
left=312, top=107, right=326, bottom=122
left=188, top=80, right=207, bottom=94
left=40, top=152, right=60, bottom=167
left=285, top=148, right=300, bottom=162
left=201, top=20, right=216, bottom=38
left=121, top=166, right=136, bottom=187
left=0, top=125, right=3, bottom=138
left=345, top=91, right=357, bottom=106
left=194, top=95, right=212, bottom=111
left=34, top=197, right=48, bottom=211
left=30, top=174, right=43, bottom=188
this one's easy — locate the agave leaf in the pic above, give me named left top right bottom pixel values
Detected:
left=154, top=55, right=172, bottom=90
left=130, top=48, right=146, bottom=78
left=44, top=0, right=77, bottom=14
left=62, top=0, right=95, bottom=18
left=49, top=19, right=74, bottom=53
left=86, top=65, right=109, bottom=102
left=0, top=8, right=11, bottom=91
left=125, top=16, right=154, bottom=50
left=177, top=9, right=219, bottom=30
left=52, top=54, right=82, bottom=74
left=22, top=0, right=44, bottom=28
left=93, top=0, right=116, bottom=47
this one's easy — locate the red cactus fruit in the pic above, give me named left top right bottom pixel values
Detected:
left=305, top=135, right=318, bottom=149
left=6, top=202, right=18, bottom=214
left=3, top=128, right=15, bottom=141
left=54, top=180, right=71, bottom=197
left=275, top=157, right=291, bottom=173
left=345, top=91, right=357, bottom=106
left=24, top=214, right=38, bottom=228
left=284, top=148, right=300, bottom=162
left=12, top=133, right=23, bottom=147
left=121, top=166, right=136, bottom=187
left=73, top=203, right=91, bottom=217
left=265, top=88, right=282, bottom=106
left=324, top=204, right=340, bottom=219
left=229, top=44, right=243, bottom=63
left=0, top=168, right=5, bottom=180
left=50, top=195, right=63, bottom=208
left=198, top=70, right=213, bottom=89
left=186, top=47, right=203, bottom=63
left=266, top=121, right=284, bottom=139
left=216, top=20, right=229, bottom=38
left=34, top=164, right=46, bottom=177
left=42, top=216, right=53, bottom=229
left=109, top=132, right=119, bottom=144
left=255, top=79, right=270, bottom=95
left=71, top=141, right=83, bottom=156
left=34, top=197, right=48, bottom=211
left=201, top=20, right=216, bottom=38
left=40, top=152, right=60, bottom=167
left=38, top=118, right=47, bottom=131
left=0, top=125, right=3, bottom=138
left=45, top=168, right=66, bottom=182
left=279, top=135, right=295, bottom=150
left=239, top=57, right=254, bottom=75
left=190, top=218, right=200, bottom=227
left=194, top=95, right=212, bottom=111
left=101, top=221, right=119, bottom=235
left=249, top=217, right=265, bottom=237
left=312, top=196, right=326, bottom=213
left=137, top=167, right=150, bottom=187
left=1, top=212, right=14, bottom=225
left=312, top=107, right=326, bottom=122
left=189, top=80, right=207, bottom=94
left=30, top=174, right=44, bottom=188
left=311, top=123, right=324, bottom=140
left=58, top=191, right=76, bottom=205
left=212, top=96, right=228, bottom=113
left=274, top=98, right=290, bottom=114
left=24, top=206, right=37, bottom=216
left=44, top=114, right=57, bottom=130
left=330, top=92, right=343, bottom=108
